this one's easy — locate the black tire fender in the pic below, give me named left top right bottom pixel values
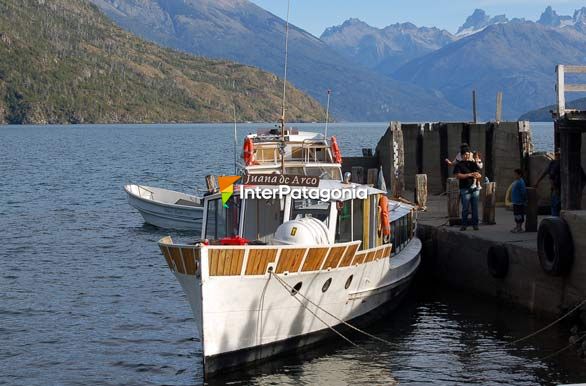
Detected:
left=537, top=217, right=574, bottom=276
left=487, top=244, right=509, bottom=279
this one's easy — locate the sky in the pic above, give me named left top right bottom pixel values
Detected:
left=250, top=0, right=586, bottom=36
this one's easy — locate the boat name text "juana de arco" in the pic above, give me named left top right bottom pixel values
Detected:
left=241, top=174, right=319, bottom=187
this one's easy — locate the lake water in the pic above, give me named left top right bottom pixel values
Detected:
left=3, top=122, right=584, bottom=385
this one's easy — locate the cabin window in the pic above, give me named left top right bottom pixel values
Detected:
left=290, top=198, right=330, bottom=224
left=390, top=214, right=413, bottom=255
left=285, top=167, right=305, bottom=175
left=242, top=198, right=284, bottom=242
left=256, top=147, right=277, bottom=163
left=345, top=275, right=353, bottom=289
left=335, top=200, right=352, bottom=243
left=352, top=199, right=364, bottom=248
left=304, top=166, right=341, bottom=181
left=290, top=146, right=303, bottom=160
left=205, top=197, right=241, bottom=240
left=291, top=282, right=303, bottom=295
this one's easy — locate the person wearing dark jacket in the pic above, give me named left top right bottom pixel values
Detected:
left=453, top=147, right=482, bottom=231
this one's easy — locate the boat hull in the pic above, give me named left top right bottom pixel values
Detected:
left=170, top=237, right=421, bottom=376
left=204, top=275, right=413, bottom=375
left=124, top=184, right=203, bottom=231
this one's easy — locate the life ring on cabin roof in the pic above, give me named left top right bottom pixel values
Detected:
left=330, top=136, right=342, bottom=164
left=379, top=195, right=391, bottom=238
left=243, top=137, right=255, bottom=166
left=537, top=217, right=574, bottom=276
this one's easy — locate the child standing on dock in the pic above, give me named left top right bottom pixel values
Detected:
left=511, top=169, right=527, bottom=233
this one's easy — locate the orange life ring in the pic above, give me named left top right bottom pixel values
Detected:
left=379, top=195, right=391, bottom=237
left=243, top=137, right=254, bottom=166
left=330, top=136, right=342, bottom=164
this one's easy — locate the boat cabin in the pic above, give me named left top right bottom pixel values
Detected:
left=241, top=129, right=343, bottom=181
left=201, top=180, right=416, bottom=255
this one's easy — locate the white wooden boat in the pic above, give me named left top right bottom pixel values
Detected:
left=157, top=131, right=421, bottom=376
left=124, top=184, right=203, bottom=231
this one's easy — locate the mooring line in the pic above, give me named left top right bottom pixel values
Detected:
left=540, top=332, right=586, bottom=361
left=510, top=298, right=586, bottom=345
left=269, top=272, right=365, bottom=351
left=269, top=271, right=395, bottom=347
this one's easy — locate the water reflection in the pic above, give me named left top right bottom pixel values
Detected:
left=2, top=122, right=576, bottom=386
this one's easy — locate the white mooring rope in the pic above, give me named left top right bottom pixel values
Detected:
left=510, top=298, right=586, bottom=345
left=541, top=332, right=586, bottom=361
left=269, top=271, right=395, bottom=348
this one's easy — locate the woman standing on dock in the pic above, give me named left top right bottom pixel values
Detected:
left=454, top=147, right=482, bottom=231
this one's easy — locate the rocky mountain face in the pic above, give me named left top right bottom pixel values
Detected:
left=538, top=6, right=574, bottom=28
left=89, top=0, right=467, bottom=122
left=456, top=9, right=509, bottom=37
left=0, top=0, right=326, bottom=124
left=393, top=21, right=586, bottom=120
left=320, top=18, right=455, bottom=75
left=319, top=7, right=586, bottom=120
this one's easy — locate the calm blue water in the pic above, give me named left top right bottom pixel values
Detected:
left=3, top=122, right=583, bottom=386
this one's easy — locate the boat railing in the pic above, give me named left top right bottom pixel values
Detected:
left=159, top=238, right=394, bottom=278
left=250, top=139, right=332, bottom=165
left=136, top=184, right=154, bottom=199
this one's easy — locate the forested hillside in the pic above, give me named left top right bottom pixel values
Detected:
left=0, top=0, right=325, bottom=124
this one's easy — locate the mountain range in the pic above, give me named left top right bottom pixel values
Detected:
left=90, top=2, right=586, bottom=121
left=89, top=0, right=467, bottom=122
left=322, top=7, right=586, bottom=120
left=320, top=19, right=455, bottom=76
left=520, top=97, right=586, bottom=121
left=0, top=0, right=325, bottom=124
left=6, top=1, right=585, bottom=123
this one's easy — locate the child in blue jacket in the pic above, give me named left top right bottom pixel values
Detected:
left=511, top=169, right=527, bottom=233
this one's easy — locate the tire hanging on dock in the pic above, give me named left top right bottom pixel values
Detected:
left=537, top=217, right=574, bottom=276
left=487, top=244, right=509, bottom=279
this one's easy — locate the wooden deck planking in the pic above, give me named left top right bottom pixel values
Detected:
left=322, top=246, right=347, bottom=269
left=276, top=248, right=306, bottom=274
left=301, top=248, right=329, bottom=272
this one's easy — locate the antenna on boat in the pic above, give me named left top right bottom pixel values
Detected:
left=233, top=105, right=238, bottom=175
left=279, top=0, right=291, bottom=174
left=324, top=89, right=331, bottom=138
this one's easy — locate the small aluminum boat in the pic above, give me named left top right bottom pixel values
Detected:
left=124, top=184, right=203, bottom=231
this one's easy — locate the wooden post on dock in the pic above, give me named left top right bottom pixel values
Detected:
left=415, top=174, right=428, bottom=210
left=555, top=65, right=586, bottom=210
left=391, top=121, right=405, bottom=198
left=482, top=182, right=496, bottom=225
left=367, top=168, right=378, bottom=186
left=560, top=129, right=583, bottom=210
left=526, top=187, right=538, bottom=232
left=472, top=90, right=478, bottom=124
left=447, top=178, right=460, bottom=225
left=351, top=166, right=364, bottom=184
left=495, top=92, right=503, bottom=124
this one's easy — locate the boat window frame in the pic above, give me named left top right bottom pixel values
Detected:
left=201, top=193, right=243, bottom=240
